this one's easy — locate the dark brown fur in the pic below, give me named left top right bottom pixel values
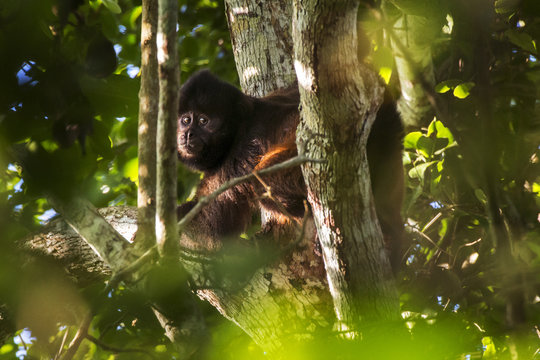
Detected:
left=177, top=70, right=404, bottom=268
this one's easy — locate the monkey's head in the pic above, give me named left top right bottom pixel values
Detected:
left=177, top=70, right=251, bottom=172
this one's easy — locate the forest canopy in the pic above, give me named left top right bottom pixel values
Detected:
left=0, top=0, right=539, bottom=359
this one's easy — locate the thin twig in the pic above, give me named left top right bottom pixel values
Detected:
left=54, top=328, right=70, bottom=360
left=421, top=212, right=442, bottom=233
left=59, top=313, right=92, bottom=360
left=85, top=334, right=157, bottom=359
left=107, top=245, right=158, bottom=291
left=18, top=333, right=27, bottom=350
left=178, top=154, right=323, bottom=232
left=407, top=224, right=452, bottom=257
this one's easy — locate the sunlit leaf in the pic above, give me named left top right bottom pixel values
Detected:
left=129, top=6, right=142, bottom=28
left=408, top=161, right=437, bottom=180
left=435, top=79, right=461, bottom=93
left=403, top=131, right=423, bottom=149
left=123, top=157, right=138, bottom=184
left=429, top=120, right=454, bottom=143
left=533, top=182, right=540, bottom=195
left=0, top=344, right=14, bottom=355
left=482, top=337, right=497, bottom=357
left=453, top=82, right=475, bottom=99
left=379, top=66, right=392, bottom=84
left=155, top=345, right=167, bottom=353
left=402, top=151, right=412, bottom=165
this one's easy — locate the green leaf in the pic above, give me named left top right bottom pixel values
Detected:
left=0, top=344, right=14, bottom=355
left=453, top=82, right=475, bottom=99
left=102, top=0, right=121, bottom=14
left=505, top=29, right=537, bottom=54
left=155, top=344, right=167, bottom=353
left=482, top=337, right=497, bottom=357
left=431, top=120, right=454, bottom=143
left=379, top=67, right=392, bottom=85
left=123, top=158, right=138, bottom=184
left=417, top=136, right=434, bottom=158
left=408, top=161, right=437, bottom=180
left=403, top=131, right=423, bottom=149
left=129, top=6, right=142, bottom=28
left=402, top=151, right=412, bottom=166
left=435, top=79, right=461, bottom=93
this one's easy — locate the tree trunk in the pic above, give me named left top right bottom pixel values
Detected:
left=292, top=0, right=399, bottom=330
left=224, top=0, right=296, bottom=96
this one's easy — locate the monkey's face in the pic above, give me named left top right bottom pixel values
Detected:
left=177, top=111, right=234, bottom=172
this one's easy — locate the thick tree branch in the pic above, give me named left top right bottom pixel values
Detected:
left=48, top=197, right=140, bottom=273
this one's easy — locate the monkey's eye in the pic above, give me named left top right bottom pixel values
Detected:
left=198, top=116, right=209, bottom=125
left=181, top=116, right=191, bottom=125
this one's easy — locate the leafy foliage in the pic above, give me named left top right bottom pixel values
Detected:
left=364, top=0, right=540, bottom=358
left=0, top=0, right=539, bottom=359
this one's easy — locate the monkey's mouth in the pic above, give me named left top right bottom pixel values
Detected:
left=178, top=140, right=203, bottom=155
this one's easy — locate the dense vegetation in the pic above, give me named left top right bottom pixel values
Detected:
left=0, top=0, right=538, bottom=359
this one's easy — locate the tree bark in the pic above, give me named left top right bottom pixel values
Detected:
left=137, top=0, right=158, bottom=251
left=156, top=0, right=179, bottom=256
left=292, top=0, right=399, bottom=331
left=224, top=0, right=296, bottom=96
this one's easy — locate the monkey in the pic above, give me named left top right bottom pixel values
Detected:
left=177, top=70, right=404, bottom=268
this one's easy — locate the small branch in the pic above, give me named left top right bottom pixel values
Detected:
left=59, top=313, right=92, bottom=360
left=178, top=154, right=323, bottom=232
left=18, top=333, right=27, bottom=350
left=85, top=334, right=157, bottom=359
left=54, top=328, right=70, bottom=360
left=421, top=212, right=442, bottom=232
left=407, top=224, right=451, bottom=257
left=107, top=245, right=158, bottom=291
